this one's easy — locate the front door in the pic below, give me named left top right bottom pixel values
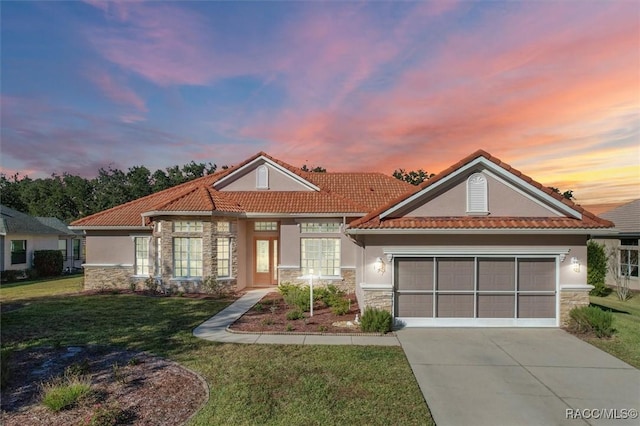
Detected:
left=253, top=237, right=278, bottom=285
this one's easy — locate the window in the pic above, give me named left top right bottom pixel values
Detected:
left=135, top=237, right=150, bottom=275
left=254, top=222, right=278, bottom=231
left=217, top=237, right=231, bottom=277
left=217, top=221, right=230, bottom=233
left=300, top=223, right=340, bottom=233
left=155, top=238, right=162, bottom=276
left=58, top=240, right=67, bottom=260
left=72, top=239, right=81, bottom=260
left=467, top=173, right=488, bottom=214
left=173, top=237, right=203, bottom=277
left=301, top=238, right=341, bottom=276
left=620, top=248, right=639, bottom=277
left=173, top=221, right=203, bottom=232
left=256, top=165, right=269, bottom=189
left=11, top=240, right=27, bottom=265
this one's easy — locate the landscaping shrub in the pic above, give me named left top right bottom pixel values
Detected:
left=1, top=270, right=20, bottom=283
left=360, top=307, right=393, bottom=333
left=280, top=284, right=311, bottom=312
left=286, top=309, right=304, bottom=320
left=568, top=306, right=615, bottom=338
left=588, top=241, right=609, bottom=296
left=315, top=285, right=346, bottom=308
left=87, top=403, right=130, bottom=426
left=330, top=298, right=350, bottom=316
left=33, top=250, right=64, bottom=277
left=202, top=276, right=231, bottom=298
left=41, top=373, right=92, bottom=411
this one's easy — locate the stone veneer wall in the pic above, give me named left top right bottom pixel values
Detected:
left=360, top=287, right=393, bottom=313
left=278, top=268, right=356, bottom=293
left=84, top=265, right=134, bottom=291
left=559, top=288, right=591, bottom=326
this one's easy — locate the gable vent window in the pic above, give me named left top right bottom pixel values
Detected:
left=256, top=165, right=269, bottom=189
left=467, top=173, right=488, bottom=214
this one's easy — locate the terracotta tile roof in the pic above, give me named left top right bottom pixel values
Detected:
left=353, top=216, right=611, bottom=230
left=70, top=153, right=411, bottom=227
left=349, top=150, right=614, bottom=230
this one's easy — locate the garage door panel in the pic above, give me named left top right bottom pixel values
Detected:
left=396, top=293, right=433, bottom=317
left=518, top=259, right=555, bottom=291
left=518, top=295, right=555, bottom=318
left=478, top=258, right=515, bottom=291
left=477, top=294, right=515, bottom=318
left=437, top=294, right=474, bottom=318
left=437, top=258, right=474, bottom=291
left=396, top=258, right=434, bottom=291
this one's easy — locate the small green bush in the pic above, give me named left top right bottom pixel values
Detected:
left=568, top=305, right=615, bottom=338
left=331, top=298, right=351, bottom=316
left=286, top=309, right=304, bottom=320
left=280, top=285, right=311, bottom=312
left=41, top=374, right=92, bottom=411
left=33, top=250, right=64, bottom=277
left=360, top=307, right=393, bottom=333
left=1, top=270, right=20, bottom=283
left=87, top=403, right=130, bottom=426
left=203, top=276, right=230, bottom=298
left=315, top=285, right=345, bottom=307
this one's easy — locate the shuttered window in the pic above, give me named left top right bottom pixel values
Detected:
left=467, top=173, right=488, bottom=214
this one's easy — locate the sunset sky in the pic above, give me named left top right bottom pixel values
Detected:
left=1, top=1, right=638, bottom=211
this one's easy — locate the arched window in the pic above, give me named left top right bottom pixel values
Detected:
left=467, top=173, right=488, bottom=214
left=256, top=165, right=269, bottom=189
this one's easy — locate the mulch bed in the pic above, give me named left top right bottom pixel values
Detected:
left=1, top=346, right=207, bottom=426
left=229, top=291, right=364, bottom=334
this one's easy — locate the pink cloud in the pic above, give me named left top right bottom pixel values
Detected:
left=86, top=68, right=146, bottom=112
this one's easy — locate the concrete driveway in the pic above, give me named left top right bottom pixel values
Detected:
left=397, top=328, right=639, bottom=426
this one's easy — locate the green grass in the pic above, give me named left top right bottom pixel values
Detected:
left=1, top=279, right=433, bottom=425
left=41, top=374, right=92, bottom=412
left=588, top=293, right=640, bottom=368
left=0, top=276, right=84, bottom=302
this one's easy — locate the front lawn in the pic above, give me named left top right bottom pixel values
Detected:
left=588, top=293, right=640, bottom=369
left=0, top=275, right=84, bottom=302
left=1, top=288, right=433, bottom=424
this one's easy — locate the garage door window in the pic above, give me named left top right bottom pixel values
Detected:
left=395, top=256, right=556, bottom=320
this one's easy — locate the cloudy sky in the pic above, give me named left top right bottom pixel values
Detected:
left=1, top=1, right=638, bottom=210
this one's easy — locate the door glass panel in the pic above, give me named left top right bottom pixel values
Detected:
left=273, top=239, right=278, bottom=281
left=256, top=240, right=269, bottom=273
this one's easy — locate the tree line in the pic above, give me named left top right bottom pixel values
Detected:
left=1, top=162, right=218, bottom=223
left=1, top=161, right=574, bottom=224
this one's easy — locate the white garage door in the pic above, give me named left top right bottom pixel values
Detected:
left=395, top=257, right=557, bottom=327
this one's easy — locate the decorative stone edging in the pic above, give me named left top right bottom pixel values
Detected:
left=225, top=326, right=394, bottom=337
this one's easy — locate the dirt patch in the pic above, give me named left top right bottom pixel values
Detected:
left=1, top=346, right=207, bottom=426
left=229, top=291, right=364, bottom=334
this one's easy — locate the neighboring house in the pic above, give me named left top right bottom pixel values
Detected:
left=70, top=150, right=613, bottom=327
left=594, top=199, right=639, bottom=291
left=0, top=205, right=79, bottom=273
left=35, top=217, right=85, bottom=272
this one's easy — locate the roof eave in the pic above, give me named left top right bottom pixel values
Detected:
left=346, top=227, right=612, bottom=235
left=68, top=226, right=151, bottom=231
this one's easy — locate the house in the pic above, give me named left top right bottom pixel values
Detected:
left=70, top=150, right=613, bottom=327
left=0, top=205, right=83, bottom=274
left=35, top=217, right=85, bottom=272
left=594, top=199, right=639, bottom=291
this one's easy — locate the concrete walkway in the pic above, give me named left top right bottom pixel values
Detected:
left=193, top=289, right=400, bottom=346
left=397, top=328, right=640, bottom=426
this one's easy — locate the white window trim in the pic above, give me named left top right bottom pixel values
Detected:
left=217, top=237, right=231, bottom=278
left=256, top=164, right=269, bottom=189
left=173, top=237, right=203, bottom=278
left=300, top=238, right=341, bottom=277
left=133, top=236, right=151, bottom=276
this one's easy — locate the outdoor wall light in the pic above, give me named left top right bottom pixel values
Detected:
left=571, top=257, right=581, bottom=273
left=373, top=257, right=386, bottom=275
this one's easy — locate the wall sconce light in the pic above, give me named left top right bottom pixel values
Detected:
left=373, top=257, right=386, bottom=275
left=570, top=257, right=580, bottom=273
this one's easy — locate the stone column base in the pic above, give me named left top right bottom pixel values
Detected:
left=559, top=284, right=593, bottom=326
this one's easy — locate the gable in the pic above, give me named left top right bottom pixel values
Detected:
left=214, top=157, right=318, bottom=192
left=394, top=169, right=563, bottom=218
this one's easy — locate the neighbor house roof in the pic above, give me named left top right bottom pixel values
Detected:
left=35, top=217, right=83, bottom=236
left=0, top=205, right=67, bottom=235
left=349, top=150, right=613, bottom=231
left=70, top=153, right=415, bottom=228
left=600, top=199, right=640, bottom=235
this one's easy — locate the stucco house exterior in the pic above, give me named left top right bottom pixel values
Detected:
left=70, top=150, right=613, bottom=327
left=594, top=199, right=639, bottom=291
left=0, top=205, right=83, bottom=274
